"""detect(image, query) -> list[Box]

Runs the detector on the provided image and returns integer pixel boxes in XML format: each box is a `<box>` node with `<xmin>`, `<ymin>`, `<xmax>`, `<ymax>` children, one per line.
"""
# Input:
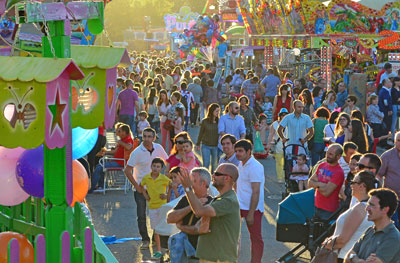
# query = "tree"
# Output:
<box><xmin>104</xmin><ymin>0</ymin><xmax>206</xmax><ymax>42</ymax></box>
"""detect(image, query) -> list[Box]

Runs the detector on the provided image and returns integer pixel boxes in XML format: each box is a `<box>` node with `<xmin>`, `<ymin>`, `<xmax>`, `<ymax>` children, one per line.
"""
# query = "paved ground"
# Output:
<box><xmin>86</xmin><ymin>125</ymin><xmax>314</xmax><ymax>263</ymax></box>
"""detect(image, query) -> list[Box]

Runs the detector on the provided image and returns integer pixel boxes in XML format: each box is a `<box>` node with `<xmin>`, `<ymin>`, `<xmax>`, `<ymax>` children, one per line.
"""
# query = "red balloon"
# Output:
<box><xmin>71</xmin><ymin>160</ymin><xmax>89</xmax><ymax>207</ymax></box>
<box><xmin>0</xmin><ymin>232</ymin><xmax>34</xmax><ymax>263</ymax></box>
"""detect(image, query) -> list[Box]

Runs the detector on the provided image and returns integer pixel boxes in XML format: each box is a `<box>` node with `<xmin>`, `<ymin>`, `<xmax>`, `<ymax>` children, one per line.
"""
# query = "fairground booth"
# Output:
<box><xmin>236</xmin><ymin>0</ymin><xmax>400</xmax><ymax>112</ymax></box>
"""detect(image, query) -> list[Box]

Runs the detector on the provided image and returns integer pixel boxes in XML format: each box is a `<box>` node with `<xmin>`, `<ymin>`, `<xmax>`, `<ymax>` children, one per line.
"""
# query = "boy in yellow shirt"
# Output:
<box><xmin>140</xmin><ymin>157</ymin><xmax>171</xmax><ymax>259</ymax></box>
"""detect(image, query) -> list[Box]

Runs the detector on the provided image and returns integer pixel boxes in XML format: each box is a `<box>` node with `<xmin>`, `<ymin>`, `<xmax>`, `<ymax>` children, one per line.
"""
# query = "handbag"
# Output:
<box><xmin>163</xmin><ymin>119</ymin><xmax>173</xmax><ymax>131</ymax></box>
<box><xmin>310</xmin><ymin>238</ymin><xmax>338</xmax><ymax>263</ymax></box>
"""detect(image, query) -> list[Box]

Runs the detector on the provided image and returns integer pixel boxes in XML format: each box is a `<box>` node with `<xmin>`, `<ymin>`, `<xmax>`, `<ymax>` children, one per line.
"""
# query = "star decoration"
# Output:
<box><xmin>48</xmin><ymin>88</ymin><xmax>66</xmax><ymax>134</ymax></box>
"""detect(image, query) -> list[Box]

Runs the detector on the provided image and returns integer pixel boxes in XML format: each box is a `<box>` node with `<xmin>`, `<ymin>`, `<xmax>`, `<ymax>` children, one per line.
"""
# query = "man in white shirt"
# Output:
<box><xmin>124</xmin><ymin>127</ymin><xmax>168</xmax><ymax>249</ymax></box>
<box><xmin>235</xmin><ymin>139</ymin><xmax>265</xmax><ymax>263</ymax></box>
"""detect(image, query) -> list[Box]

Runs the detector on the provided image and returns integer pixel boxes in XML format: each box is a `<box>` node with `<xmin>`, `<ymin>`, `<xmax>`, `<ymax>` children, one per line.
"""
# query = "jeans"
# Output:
<box><xmin>90</xmin><ymin>161</ymin><xmax>121</xmax><ymax>190</ymax></box>
<box><xmin>201</xmin><ymin>144</ymin><xmax>219</xmax><ymax>173</ymax></box>
<box><xmin>87</xmin><ymin>134</ymin><xmax>106</xmax><ymax>175</ymax></box>
<box><xmin>134</xmin><ymin>191</ymin><xmax>150</xmax><ymax>242</ymax></box>
<box><xmin>315</xmin><ymin>207</ymin><xmax>335</xmax><ymax>221</ymax></box>
<box><xmin>391</xmin><ymin>105</ymin><xmax>400</xmax><ymax>139</ymax></box>
<box><xmin>168</xmin><ymin>232</ymin><xmax>196</xmax><ymax>263</ymax></box>
<box><xmin>190</xmin><ymin>103</ymin><xmax>200</xmax><ymax>125</ymax></box>
<box><xmin>184</xmin><ymin>116</ymin><xmax>190</xmax><ymax>131</ymax></box>
<box><xmin>311</xmin><ymin>142</ymin><xmax>325</xmax><ymax>166</ymax></box>
<box><xmin>240</xmin><ymin>210</ymin><xmax>264</xmax><ymax>263</ymax></box>
<box><xmin>119</xmin><ymin>114</ymin><xmax>136</xmax><ymax>136</ymax></box>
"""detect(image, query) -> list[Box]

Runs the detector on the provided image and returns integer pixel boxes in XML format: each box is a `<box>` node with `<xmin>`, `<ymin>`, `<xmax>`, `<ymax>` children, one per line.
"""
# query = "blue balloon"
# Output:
<box><xmin>72</xmin><ymin>127</ymin><xmax>98</xmax><ymax>160</ymax></box>
<box><xmin>16</xmin><ymin>145</ymin><xmax>44</xmax><ymax>198</ymax></box>
<box><xmin>238</xmin><ymin>15</ymin><xmax>243</xmax><ymax>23</ymax></box>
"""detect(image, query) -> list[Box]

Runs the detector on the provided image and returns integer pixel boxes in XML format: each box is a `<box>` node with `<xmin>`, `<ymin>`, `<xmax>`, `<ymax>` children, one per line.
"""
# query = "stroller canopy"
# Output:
<box><xmin>277</xmin><ymin>189</ymin><xmax>315</xmax><ymax>224</ymax></box>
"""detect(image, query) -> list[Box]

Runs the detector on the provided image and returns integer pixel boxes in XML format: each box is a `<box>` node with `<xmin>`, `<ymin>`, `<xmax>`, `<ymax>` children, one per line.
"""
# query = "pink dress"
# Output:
<box><xmin>179</xmin><ymin>152</ymin><xmax>198</xmax><ymax>171</ymax></box>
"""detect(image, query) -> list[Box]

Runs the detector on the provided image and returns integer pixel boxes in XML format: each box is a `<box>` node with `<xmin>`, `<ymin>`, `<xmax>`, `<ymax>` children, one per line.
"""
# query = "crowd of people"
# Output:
<box><xmin>87</xmin><ymin>50</ymin><xmax>399</xmax><ymax>263</ymax></box>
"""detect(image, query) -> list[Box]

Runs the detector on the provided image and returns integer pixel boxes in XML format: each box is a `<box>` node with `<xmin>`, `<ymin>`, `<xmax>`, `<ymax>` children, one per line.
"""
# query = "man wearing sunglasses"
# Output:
<box><xmin>178</xmin><ymin>164</ymin><xmax>241</xmax><ymax>263</ymax></box>
<box><xmin>377</xmin><ymin>131</ymin><xmax>400</xmax><ymax>229</ymax></box>
<box><xmin>218</xmin><ymin>101</ymin><xmax>246</xmax><ymax>144</ymax></box>
<box><xmin>344</xmin><ymin>153</ymin><xmax>382</xmax><ymax>209</ymax></box>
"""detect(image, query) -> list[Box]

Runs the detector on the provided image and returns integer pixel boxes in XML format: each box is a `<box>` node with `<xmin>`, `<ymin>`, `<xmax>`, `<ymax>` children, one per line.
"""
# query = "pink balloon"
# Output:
<box><xmin>0</xmin><ymin>147</ymin><xmax>30</xmax><ymax>206</ymax></box>
<box><xmin>188</xmin><ymin>20</ymin><xmax>196</xmax><ymax>29</ymax></box>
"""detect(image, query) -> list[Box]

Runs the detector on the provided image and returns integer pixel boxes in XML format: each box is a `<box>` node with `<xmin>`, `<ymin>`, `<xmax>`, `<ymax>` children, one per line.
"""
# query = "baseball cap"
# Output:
<box><xmin>279</xmin><ymin>108</ymin><xmax>289</xmax><ymax>116</ymax></box>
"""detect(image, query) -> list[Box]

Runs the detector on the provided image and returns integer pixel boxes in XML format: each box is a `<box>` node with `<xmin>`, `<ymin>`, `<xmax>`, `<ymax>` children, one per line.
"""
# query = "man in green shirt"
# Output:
<box><xmin>178</xmin><ymin>164</ymin><xmax>241</xmax><ymax>263</ymax></box>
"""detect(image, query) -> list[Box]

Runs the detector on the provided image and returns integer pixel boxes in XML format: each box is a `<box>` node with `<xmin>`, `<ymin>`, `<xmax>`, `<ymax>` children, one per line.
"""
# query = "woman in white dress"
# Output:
<box><xmin>322</xmin><ymin>171</ymin><xmax>377</xmax><ymax>263</ymax></box>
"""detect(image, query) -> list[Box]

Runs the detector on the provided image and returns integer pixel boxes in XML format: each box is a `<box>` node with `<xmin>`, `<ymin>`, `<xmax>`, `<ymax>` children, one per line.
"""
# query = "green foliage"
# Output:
<box><xmin>104</xmin><ymin>0</ymin><xmax>206</xmax><ymax>41</ymax></box>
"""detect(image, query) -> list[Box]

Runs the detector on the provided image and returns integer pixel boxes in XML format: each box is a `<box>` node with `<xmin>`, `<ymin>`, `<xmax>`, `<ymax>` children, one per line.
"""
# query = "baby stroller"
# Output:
<box><xmin>282</xmin><ymin>144</ymin><xmax>310</xmax><ymax>199</ymax></box>
<box><xmin>275</xmin><ymin>189</ymin><xmax>344</xmax><ymax>262</ymax></box>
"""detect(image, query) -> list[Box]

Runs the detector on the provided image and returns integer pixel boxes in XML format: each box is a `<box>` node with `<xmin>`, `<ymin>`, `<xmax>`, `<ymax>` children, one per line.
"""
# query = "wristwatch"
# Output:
<box><xmin>348</xmin><ymin>254</ymin><xmax>356</xmax><ymax>262</ymax></box>
<box><xmin>185</xmin><ymin>187</ymin><xmax>192</xmax><ymax>193</ymax></box>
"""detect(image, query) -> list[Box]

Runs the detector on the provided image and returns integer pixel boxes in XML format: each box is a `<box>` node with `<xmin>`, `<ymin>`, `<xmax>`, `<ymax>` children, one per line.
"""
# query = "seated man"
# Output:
<box><xmin>308</xmin><ymin>144</ymin><xmax>345</xmax><ymax>221</ymax></box>
<box><xmin>344</xmin><ymin>188</ymin><xmax>400</xmax><ymax>263</ymax></box>
<box><xmin>89</xmin><ymin>124</ymin><xmax>133</xmax><ymax>192</ymax></box>
<box><xmin>167</xmin><ymin>167</ymin><xmax>213</xmax><ymax>262</ymax></box>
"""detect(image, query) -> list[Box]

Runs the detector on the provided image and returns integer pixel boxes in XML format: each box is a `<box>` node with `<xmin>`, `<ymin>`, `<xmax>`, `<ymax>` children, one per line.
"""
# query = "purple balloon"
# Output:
<box><xmin>16</xmin><ymin>145</ymin><xmax>44</xmax><ymax>198</ymax></box>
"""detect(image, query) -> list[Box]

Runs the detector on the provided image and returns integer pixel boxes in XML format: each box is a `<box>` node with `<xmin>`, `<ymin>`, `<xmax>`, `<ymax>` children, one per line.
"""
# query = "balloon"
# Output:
<box><xmin>187</xmin><ymin>54</ymin><xmax>195</xmax><ymax>61</ymax></box>
<box><xmin>0</xmin><ymin>232</ymin><xmax>34</xmax><ymax>263</ymax></box>
<box><xmin>72</xmin><ymin>127</ymin><xmax>98</xmax><ymax>160</ymax></box>
<box><xmin>71</xmin><ymin>160</ymin><xmax>89</xmax><ymax>207</ymax></box>
<box><xmin>16</xmin><ymin>146</ymin><xmax>44</xmax><ymax>198</ymax></box>
<box><xmin>0</xmin><ymin>147</ymin><xmax>29</xmax><ymax>206</ymax></box>
<box><xmin>188</xmin><ymin>20</ymin><xmax>196</xmax><ymax>29</ymax></box>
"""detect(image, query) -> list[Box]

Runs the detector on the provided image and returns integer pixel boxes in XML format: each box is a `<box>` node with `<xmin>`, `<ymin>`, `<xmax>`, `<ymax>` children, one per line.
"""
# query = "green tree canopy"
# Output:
<box><xmin>104</xmin><ymin>0</ymin><xmax>206</xmax><ymax>42</ymax></box>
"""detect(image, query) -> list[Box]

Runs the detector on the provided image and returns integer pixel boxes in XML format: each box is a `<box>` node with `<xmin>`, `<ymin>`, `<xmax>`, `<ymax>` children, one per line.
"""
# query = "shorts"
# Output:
<box><xmin>149</xmin><ymin>207</ymin><xmax>163</xmax><ymax>230</ymax></box>
<box><xmin>289</xmin><ymin>175</ymin><xmax>309</xmax><ymax>181</ymax></box>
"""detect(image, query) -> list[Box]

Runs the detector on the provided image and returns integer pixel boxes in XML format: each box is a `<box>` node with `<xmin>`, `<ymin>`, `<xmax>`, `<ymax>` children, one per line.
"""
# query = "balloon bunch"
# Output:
<box><xmin>177</xmin><ymin>14</ymin><xmax>227</xmax><ymax>57</ymax></box>
<box><xmin>0</xmin><ymin>127</ymin><xmax>96</xmax><ymax>207</ymax></box>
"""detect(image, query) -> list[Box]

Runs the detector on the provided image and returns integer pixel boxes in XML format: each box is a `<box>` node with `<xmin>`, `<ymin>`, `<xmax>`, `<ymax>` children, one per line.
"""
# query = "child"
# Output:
<box><xmin>257</xmin><ymin>114</ymin><xmax>269</xmax><ymax>147</ymax></box>
<box><xmin>167</xmin><ymin>166</ymin><xmax>185</xmax><ymax>201</ymax></box>
<box><xmin>139</xmin><ymin>158</ymin><xmax>171</xmax><ymax>259</ymax></box>
<box><xmin>179</xmin><ymin>140</ymin><xmax>198</xmax><ymax>171</ymax></box>
<box><xmin>366</xmin><ymin>94</ymin><xmax>384</xmax><ymax>139</ymax></box>
<box><xmin>262</xmin><ymin>97</ymin><xmax>273</xmax><ymax>124</ymax></box>
<box><xmin>172</xmin><ymin>107</ymin><xmax>184</xmax><ymax>135</ymax></box>
<box><xmin>289</xmin><ymin>154</ymin><xmax>309</xmax><ymax>191</ymax></box>
<box><xmin>137</xmin><ymin>111</ymin><xmax>150</xmax><ymax>141</ymax></box>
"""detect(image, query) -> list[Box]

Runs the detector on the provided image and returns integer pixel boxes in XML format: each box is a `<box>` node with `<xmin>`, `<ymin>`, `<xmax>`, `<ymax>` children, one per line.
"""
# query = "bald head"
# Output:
<box><xmin>219</xmin><ymin>163</ymin><xmax>239</xmax><ymax>182</ymax></box>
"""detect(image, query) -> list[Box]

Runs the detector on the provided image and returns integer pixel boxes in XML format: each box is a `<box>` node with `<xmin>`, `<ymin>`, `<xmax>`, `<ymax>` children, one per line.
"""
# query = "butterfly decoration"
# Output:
<box><xmin>4</xmin><ymin>86</ymin><xmax>37</xmax><ymax>129</ymax></box>
<box><xmin>71</xmin><ymin>72</ymin><xmax>98</xmax><ymax>112</ymax></box>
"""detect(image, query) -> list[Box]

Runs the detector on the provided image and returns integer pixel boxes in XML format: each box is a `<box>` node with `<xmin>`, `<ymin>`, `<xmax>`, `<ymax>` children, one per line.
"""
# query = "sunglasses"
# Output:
<box><xmin>213</xmin><ymin>171</ymin><xmax>230</xmax><ymax>177</ymax></box>
<box><xmin>176</xmin><ymin>140</ymin><xmax>189</xmax><ymax>144</ymax></box>
<box><xmin>350</xmin><ymin>180</ymin><xmax>362</xmax><ymax>185</ymax></box>
<box><xmin>357</xmin><ymin>163</ymin><xmax>374</xmax><ymax>170</ymax></box>
<box><xmin>339</xmin><ymin>118</ymin><xmax>347</xmax><ymax>121</ymax></box>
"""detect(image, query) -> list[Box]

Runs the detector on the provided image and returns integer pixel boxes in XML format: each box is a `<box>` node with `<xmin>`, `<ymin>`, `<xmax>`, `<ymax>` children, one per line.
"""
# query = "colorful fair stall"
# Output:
<box><xmin>0</xmin><ymin>1</ymin><xmax>125</xmax><ymax>262</ymax></box>
<box><xmin>237</xmin><ymin>0</ymin><xmax>400</xmax><ymax>91</ymax></box>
